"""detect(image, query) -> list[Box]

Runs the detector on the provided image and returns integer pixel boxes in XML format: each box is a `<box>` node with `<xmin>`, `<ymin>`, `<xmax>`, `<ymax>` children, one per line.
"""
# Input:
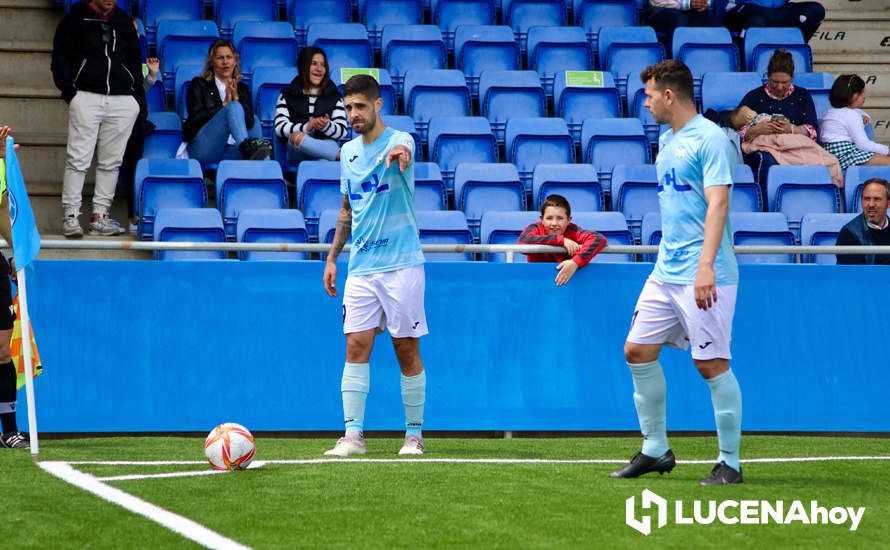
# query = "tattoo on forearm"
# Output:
<box><xmin>328</xmin><ymin>198</ymin><xmax>352</xmax><ymax>260</ymax></box>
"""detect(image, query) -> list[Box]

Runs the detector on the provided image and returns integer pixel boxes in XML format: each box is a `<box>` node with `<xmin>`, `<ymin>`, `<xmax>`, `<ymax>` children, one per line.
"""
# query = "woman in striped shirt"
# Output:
<box><xmin>274</xmin><ymin>47</ymin><xmax>347</xmax><ymax>167</ymax></box>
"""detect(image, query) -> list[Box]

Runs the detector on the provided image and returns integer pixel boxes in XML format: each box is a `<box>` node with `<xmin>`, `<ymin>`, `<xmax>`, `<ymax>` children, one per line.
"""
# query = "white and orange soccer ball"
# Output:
<box><xmin>204</xmin><ymin>423</ymin><xmax>256</xmax><ymax>471</ymax></box>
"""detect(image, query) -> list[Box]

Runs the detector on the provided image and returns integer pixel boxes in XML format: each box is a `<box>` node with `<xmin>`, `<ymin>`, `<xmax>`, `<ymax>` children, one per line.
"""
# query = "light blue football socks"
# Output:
<box><xmin>629</xmin><ymin>360</ymin><xmax>670</xmax><ymax>457</ymax></box>
<box><xmin>706</xmin><ymin>369</ymin><xmax>742</xmax><ymax>471</ymax></box>
<box><xmin>401</xmin><ymin>370</ymin><xmax>426</xmax><ymax>437</ymax></box>
<box><xmin>341</xmin><ymin>362</ymin><xmax>370</xmax><ymax>436</ymax></box>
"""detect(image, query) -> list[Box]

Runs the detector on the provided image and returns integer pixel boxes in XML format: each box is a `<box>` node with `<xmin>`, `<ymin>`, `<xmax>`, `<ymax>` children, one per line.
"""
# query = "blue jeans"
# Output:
<box><xmin>187</xmin><ymin>102</ymin><xmax>263</xmax><ymax>164</ymax></box>
<box><xmin>724</xmin><ymin>2</ymin><xmax>826</xmax><ymax>42</ymax></box>
<box><xmin>286</xmin><ymin>134</ymin><xmax>341</xmax><ymax>166</ymax></box>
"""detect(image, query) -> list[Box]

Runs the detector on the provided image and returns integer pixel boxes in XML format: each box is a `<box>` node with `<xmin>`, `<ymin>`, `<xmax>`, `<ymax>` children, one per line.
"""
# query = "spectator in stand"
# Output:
<box><xmin>184</xmin><ymin>40</ymin><xmax>272</xmax><ymax>165</ymax></box>
<box><xmin>723</xmin><ymin>0</ymin><xmax>825</xmax><ymax>42</ymax></box>
<box><xmin>820</xmin><ymin>74</ymin><xmax>890</xmax><ymax>169</ymax></box>
<box><xmin>836</xmin><ymin>178</ymin><xmax>890</xmax><ymax>265</ymax></box>
<box><xmin>274</xmin><ymin>47</ymin><xmax>347</xmax><ymax>168</ymax></box>
<box><xmin>641</xmin><ymin>0</ymin><xmax>721</xmax><ymax>57</ymax></box>
<box><xmin>51</xmin><ymin>0</ymin><xmax>143</xmax><ymax>238</ymax></box>
<box><xmin>736</xmin><ymin>49</ymin><xmax>819</xmax><ymax>188</ymax></box>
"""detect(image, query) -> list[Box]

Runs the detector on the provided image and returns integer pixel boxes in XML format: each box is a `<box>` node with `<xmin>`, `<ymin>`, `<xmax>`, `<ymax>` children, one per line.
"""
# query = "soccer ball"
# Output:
<box><xmin>204</xmin><ymin>423</ymin><xmax>256</xmax><ymax>471</ymax></box>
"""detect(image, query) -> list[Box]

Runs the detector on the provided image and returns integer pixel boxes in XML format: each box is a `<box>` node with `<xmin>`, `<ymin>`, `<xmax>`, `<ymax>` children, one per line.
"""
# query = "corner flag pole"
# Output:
<box><xmin>17</xmin><ymin>267</ymin><xmax>38</xmax><ymax>456</ymax></box>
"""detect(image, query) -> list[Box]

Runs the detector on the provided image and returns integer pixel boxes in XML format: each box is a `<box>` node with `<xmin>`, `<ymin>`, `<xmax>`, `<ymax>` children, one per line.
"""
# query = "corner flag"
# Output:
<box><xmin>5</xmin><ymin>136</ymin><xmax>41</xmax><ymax>269</ymax></box>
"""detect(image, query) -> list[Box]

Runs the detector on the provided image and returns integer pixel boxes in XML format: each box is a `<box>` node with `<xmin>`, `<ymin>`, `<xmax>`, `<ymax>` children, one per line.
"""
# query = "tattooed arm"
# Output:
<box><xmin>323</xmin><ymin>195</ymin><xmax>352</xmax><ymax>297</ymax></box>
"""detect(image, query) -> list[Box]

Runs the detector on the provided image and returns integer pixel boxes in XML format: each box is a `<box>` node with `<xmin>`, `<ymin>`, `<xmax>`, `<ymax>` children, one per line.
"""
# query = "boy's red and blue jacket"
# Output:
<box><xmin>517</xmin><ymin>221</ymin><xmax>607</xmax><ymax>267</ymax></box>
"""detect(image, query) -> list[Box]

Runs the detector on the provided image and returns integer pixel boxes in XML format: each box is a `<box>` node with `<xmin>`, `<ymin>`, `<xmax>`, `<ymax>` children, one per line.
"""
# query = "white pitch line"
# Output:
<box><xmin>39</xmin><ymin>462</ymin><xmax>250</xmax><ymax>550</ymax></box>
<box><xmin>98</xmin><ymin>469</ymin><xmax>227</xmax><ymax>482</ymax></box>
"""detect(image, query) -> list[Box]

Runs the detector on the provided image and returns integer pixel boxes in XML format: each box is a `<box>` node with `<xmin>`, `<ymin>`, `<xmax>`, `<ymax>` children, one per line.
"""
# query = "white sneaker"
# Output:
<box><xmin>62</xmin><ymin>215</ymin><xmax>83</xmax><ymax>239</ymax></box>
<box><xmin>398</xmin><ymin>435</ymin><xmax>424</xmax><ymax>456</ymax></box>
<box><xmin>324</xmin><ymin>433</ymin><xmax>366</xmax><ymax>457</ymax></box>
<box><xmin>89</xmin><ymin>214</ymin><xmax>126</xmax><ymax>236</ymax></box>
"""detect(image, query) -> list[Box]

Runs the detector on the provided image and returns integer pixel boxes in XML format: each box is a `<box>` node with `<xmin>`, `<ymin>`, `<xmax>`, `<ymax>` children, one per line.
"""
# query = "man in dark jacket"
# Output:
<box><xmin>836</xmin><ymin>178</ymin><xmax>890</xmax><ymax>265</ymax></box>
<box><xmin>51</xmin><ymin>0</ymin><xmax>142</xmax><ymax>238</ymax></box>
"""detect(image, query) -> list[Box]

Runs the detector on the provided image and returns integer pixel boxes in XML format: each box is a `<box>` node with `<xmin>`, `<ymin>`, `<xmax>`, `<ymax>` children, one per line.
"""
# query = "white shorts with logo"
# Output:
<box><xmin>626</xmin><ymin>277</ymin><xmax>737</xmax><ymax>360</ymax></box>
<box><xmin>343</xmin><ymin>264</ymin><xmax>428</xmax><ymax>338</ymax></box>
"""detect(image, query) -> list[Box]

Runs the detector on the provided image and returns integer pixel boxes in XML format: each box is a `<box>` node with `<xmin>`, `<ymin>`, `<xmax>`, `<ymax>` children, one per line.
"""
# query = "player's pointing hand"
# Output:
<box><xmin>385</xmin><ymin>144</ymin><xmax>411</xmax><ymax>173</ymax></box>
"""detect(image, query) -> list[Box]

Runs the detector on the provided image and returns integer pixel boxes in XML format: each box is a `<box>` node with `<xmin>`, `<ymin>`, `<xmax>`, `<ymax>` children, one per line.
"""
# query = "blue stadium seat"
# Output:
<box><xmin>143</xmin><ymin>112</ymin><xmax>184</xmax><ymax>159</ymax></box>
<box><xmin>317</xmin><ymin>208</ymin><xmax>349</xmax><ymax>262</ymax></box>
<box><xmin>454</xmin><ymin>25</ymin><xmax>520</xmax><ymax>100</ymax></box>
<box><xmin>153</xmin><ymin>208</ymin><xmax>227</xmax><ymax>260</ymax></box>
<box><xmin>384</xmin><ymin>115</ymin><xmax>422</xmax><ymax>160</ymax></box>
<box><xmin>382</xmin><ymin>25</ymin><xmax>447</xmax><ymax>97</ymax></box>
<box><xmin>416</xmin><ymin>210</ymin><xmax>475</xmax><ymax>261</ymax></box>
<box><xmin>236</xmin><ymin>209</ymin><xmax>310</xmax><ymax>260</ymax></box>
<box><xmin>432</xmin><ymin>0</ymin><xmax>496</xmax><ymax>53</ymax></box>
<box><xmin>146</xmin><ymin>80</ymin><xmax>166</xmax><ymax>113</ymax></box>
<box><xmin>296</xmin><ymin>160</ymin><xmax>341</xmax><ymax>240</ymax></box>
<box><xmin>792</xmin><ymin>72</ymin><xmax>834</xmax><ymax>120</ymax></box>
<box><xmin>731</xmin><ymin>212</ymin><xmax>796</xmax><ymax>264</ymax></box>
<box><xmin>402</xmin><ymin>70</ymin><xmax>470</xmax><ymax>142</ymax></box>
<box><xmin>597</xmin><ymin>26</ymin><xmax>664</xmax><ymax>97</ymax></box>
<box><xmin>306</xmin><ymin>24</ymin><xmax>373</xmax><ymax>78</ymax></box>
<box><xmin>251</xmin><ymin>66</ymin><xmax>299</xmax><ymax>134</ymax></box>
<box><xmin>844</xmin><ymin>166</ymin><xmax>890</xmax><ymax>214</ymax></box>
<box><xmin>135</xmin><ymin>159</ymin><xmax>206</xmax><ymax>240</ymax></box>
<box><xmin>731</xmin><ymin>164</ymin><xmax>762</xmax><ymax>213</ymax></box>
<box><xmin>581</xmin><ymin>117</ymin><xmax>649</xmax><ymax>191</ymax></box>
<box><xmin>571</xmin><ymin>211</ymin><xmax>634</xmax><ymax>262</ymax></box>
<box><xmin>744</xmin><ymin>27</ymin><xmax>812</xmax><ymax>73</ymax></box>
<box><xmin>766</xmin><ymin>165</ymin><xmax>841</xmax><ymax>239</ymax></box>
<box><xmin>174</xmin><ymin>64</ymin><xmax>204</xmax><ymax>119</ymax></box>
<box><xmin>234</xmin><ymin>22</ymin><xmax>298</xmax><ymax>83</ymax></box>
<box><xmin>480</xmin><ymin>210</ymin><xmax>539</xmax><ymax>262</ymax></box>
<box><xmin>336</xmin><ymin>69</ymin><xmax>396</xmax><ymax>116</ymax></box>
<box><xmin>217</xmin><ymin>0</ymin><xmax>277</xmax><ymax>40</ymax></box>
<box><xmin>700</xmin><ymin>72</ymin><xmax>763</xmax><ymax>113</ymax></box>
<box><xmin>553</xmin><ymin>70</ymin><xmax>621</xmax><ymax>145</ymax></box>
<box><xmin>502</xmin><ymin>0</ymin><xmax>567</xmax><ymax>54</ymax></box>
<box><xmin>532</xmin><ymin>163</ymin><xmax>603</xmax><ymax>212</ymax></box>
<box><xmin>453</xmin><ymin>163</ymin><xmax>525</xmax><ymax>238</ymax></box>
<box><xmin>158</xmin><ymin>21</ymin><xmax>220</xmax><ymax>93</ymax></box>
<box><xmin>526</xmin><ymin>26</ymin><xmax>592</xmax><ymax>99</ymax></box>
<box><xmin>574</xmin><ymin>0</ymin><xmax>637</xmax><ymax>55</ymax></box>
<box><xmin>428</xmin><ymin>116</ymin><xmax>497</xmax><ymax>195</ymax></box>
<box><xmin>478</xmin><ymin>70</ymin><xmax>545</xmax><ymax>144</ymax></box>
<box><xmin>216</xmin><ymin>160</ymin><xmax>289</xmax><ymax>238</ymax></box>
<box><xmin>291</xmin><ymin>0</ymin><xmax>351</xmax><ymax>47</ymax></box>
<box><xmin>143</xmin><ymin>0</ymin><xmax>203</xmax><ymax>48</ymax></box>
<box><xmin>414</xmin><ymin>162</ymin><xmax>448</xmax><ymax>210</ymax></box>
<box><xmin>364</xmin><ymin>0</ymin><xmax>424</xmax><ymax>53</ymax></box>
<box><xmin>640</xmin><ymin>211</ymin><xmax>660</xmax><ymax>262</ymax></box>
<box><xmin>673</xmin><ymin>27</ymin><xmax>739</xmax><ymax>99</ymax></box>
<box><xmin>505</xmin><ymin>117</ymin><xmax>574</xmax><ymax>193</ymax></box>
<box><xmin>610</xmin><ymin>164</ymin><xmax>657</xmax><ymax>242</ymax></box>
<box><xmin>799</xmin><ymin>213</ymin><xmax>857</xmax><ymax>264</ymax></box>
<box><xmin>625</xmin><ymin>78</ymin><xmax>658</xmax><ymax>150</ymax></box>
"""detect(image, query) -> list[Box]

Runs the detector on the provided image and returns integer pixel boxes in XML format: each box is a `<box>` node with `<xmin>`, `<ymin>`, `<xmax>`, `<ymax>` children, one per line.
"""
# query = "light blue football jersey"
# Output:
<box><xmin>652</xmin><ymin>115</ymin><xmax>738</xmax><ymax>285</ymax></box>
<box><xmin>339</xmin><ymin>126</ymin><xmax>424</xmax><ymax>276</ymax></box>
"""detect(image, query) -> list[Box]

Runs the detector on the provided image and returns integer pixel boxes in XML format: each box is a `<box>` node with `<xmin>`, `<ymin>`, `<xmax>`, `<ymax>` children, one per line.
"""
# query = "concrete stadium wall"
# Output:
<box><xmin>18</xmin><ymin>260</ymin><xmax>890</xmax><ymax>433</ymax></box>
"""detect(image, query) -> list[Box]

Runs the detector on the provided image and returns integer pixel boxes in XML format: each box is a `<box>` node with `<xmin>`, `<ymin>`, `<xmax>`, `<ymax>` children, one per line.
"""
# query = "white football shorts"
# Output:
<box><xmin>343</xmin><ymin>264</ymin><xmax>428</xmax><ymax>338</ymax></box>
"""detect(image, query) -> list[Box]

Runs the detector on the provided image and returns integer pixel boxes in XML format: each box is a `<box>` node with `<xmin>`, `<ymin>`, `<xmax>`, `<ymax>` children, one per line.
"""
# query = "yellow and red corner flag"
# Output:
<box><xmin>11</xmin><ymin>295</ymin><xmax>41</xmax><ymax>390</ymax></box>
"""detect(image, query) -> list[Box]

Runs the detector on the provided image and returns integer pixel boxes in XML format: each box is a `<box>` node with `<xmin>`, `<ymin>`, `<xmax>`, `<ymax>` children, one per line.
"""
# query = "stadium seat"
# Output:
<box><xmin>597</xmin><ymin>26</ymin><xmax>664</xmax><ymax>97</ymax></box>
<box><xmin>730</xmin><ymin>164</ymin><xmax>761</xmax><ymax>213</ymax></box>
<box><xmin>479</xmin><ymin>210</ymin><xmax>539</xmax><ymax>262</ymax></box>
<box><xmin>581</xmin><ymin>118</ymin><xmax>649</xmax><ymax>191</ymax></box>
<box><xmin>428</xmin><ymin>116</ymin><xmax>497</xmax><ymax>194</ymax></box>
<box><xmin>571</xmin><ymin>211</ymin><xmax>634</xmax><ymax>262</ymax></box>
<box><xmin>402</xmin><ymin>70</ymin><xmax>470</xmax><ymax>142</ymax></box>
<box><xmin>236</xmin><ymin>209</ymin><xmax>310</xmax><ymax>260</ymax></box>
<box><xmin>700</xmin><ymin>72</ymin><xmax>763</xmax><ymax>114</ymax></box>
<box><xmin>217</xmin><ymin>0</ymin><xmax>277</xmax><ymax>40</ymax></box>
<box><xmin>233</xmin><ymin>22</ymin><xmax>298</xmax><ymax>83</ymax></box>
<box><xmin>453</xmin><ymin>163</ymin><xmax>525</xmax><ymax>238</ymax></box>
<box><xmin>174</xmin><ymin>64</ymin><xmax>204</xmax><ymax>119</ymax></box>
<box><xmin>610</xmin><ymin>164</ymin><xmax>658</xmax><ymax>242</ymax></box>
<box><xmin>844</xmin><ymin>166</ymin><xmax>890</xmax><ymax>214</ymax></box>
<box><xmin>532</xmin><ymin>163</ymin><xmax>603</xmax><ymax>212</ymax></box>
<box><xmin>672</xmin><ymin>27</ymin><xmax>739</xmax><ymax>99</ymax></box>
<box><xmin>640</xmin><ymin>211</ymin><xmax>660</xmax><ymax>262</ymax></box>
<box><xmin>135</xmin><ymin>159</ymin><xmax>206</xmax><ymax>240</ymax></box>
<box><xmin>478</xmin><ymin>70</ymin><xmax>546</xmax><ymax>144</ymax></box>
<box><xmin>502</xmin><ymin>0</ymin><xmax>567</xmax><ymax>54</ymax></box>
<box><xmin>384</xmin><ymin>116</ymin><xmax>422</xmax><ymax>160</ymax></box>
<box><xmin>382</xmin><ymin>25</ymin><xmax>447</xmax><ymax>96</ymax></box>
<box><xmin>766</xmin><ymin>165</ymin><xmax>841</xmax><ymax>239</ymax></box>
<box><xmin>731</xmin><ymin>212</ymin><xmax>796</xmax><ymax>264</ymax></box>
<box><xmin>799</xmin><ymin>213</ymin><xmax>857</xmax><ymax>264</ymax></box>
<box><xmin>454</xmin><ymin>25</ymin><xmax>520</xmax><ymax>99</ymax></box>
<box><xmin>553</xmin><ymin>71</ymin><xmax>621</xmax><ymax>145</ymax></box>
<box><xmin>153</xmin><ymin>208</ymin><xmax>227</xmax><ymax>260</ymax></box>
<box><xmin>792</xmin><ymin>72</ymin><xmax>834</xmax><ymax>120</ymax></box>
<box><xmin>143</xmin><ymin>0</ymin><xmax>203</xmax><ymax>47</ymax></box>
<box><xmin>432</xmin><ymin>0</ymin><xmax>496</xmax><ymax>53</ymax></box>
<box><xmin>291</xmin><ymin>0</ymin><xmax>350</xmax><ymax>46</ymax></box>
<box><xmin>143</xmin><ymin>112</ymin><xmax>184</xmax><ymax>160</ymax></box>
<box><xmin>744</xmin><ymin>27</ymin><xmax>812</xmax><ymax>73</ymax></box>
<box><xmin>505</xmin><ymin>117</ymin><xmax>575</xmax><ymax>193</ymax></box>
<box><xmin>146</xmin><ymin>80</ymin><xmax>166</xmax><ymax>113</ymax></box>
<box><xmin>252</xmin><ymin>66</ymin><xmax>299</xmax><ymax>133</ymax></box>
<box><xmin>526</xmin><ymin>26</ymin><xmax>592</xmax><ymax>99</ymax></box>
<box><xmin>306</xmin><ymin>24</ymin><xmax>373</xmax><ymax>78</ymax></box>
<box><xmin>216</xmin><ymin>160</ymin><xmax>289</xmax><ymax>238</ymax></box>
<box><xmin>317</xmin><ymin>208</ymin><xmax>349</xmax><ymax>262</ymax></box>
<box><xmin>625</xmin><ymin>78</ymin><xmax>658</xmax><ymax>150</ymax></box>
<box><xmin>158</xmin><ymin>20</ymin><xmax>220</xmax><ymax>93</ymax></box>
<box><xmin>296</xmin><ymin>160</ymin><xmax>341</xmax><ymax>240</ymax></box>
<box><xmin>416</xmin><ymin>210</ymin><xmax>475</xmax><ymax>261</ymax></box>
<box><xmin>574</xmin><ymin>0</ymin><xmax>637</xmax><ymax>56</ymax></box>
<box><xmin>414</xmin><ymin>162</ymin><xmax>448</xmax><ymax>210</ymax></box>
<box><xmin>336</xmin><ymin>68</ymin><xmax>396</xmax><ymax>116</ymax></box>
<box><xmin>364</xmin><ymin>0</ymin><xmax>424</xmax><ymax>53</ymax></box>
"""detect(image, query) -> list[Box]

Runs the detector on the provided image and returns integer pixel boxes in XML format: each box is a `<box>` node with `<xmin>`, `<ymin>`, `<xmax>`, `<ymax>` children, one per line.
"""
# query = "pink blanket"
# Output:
<box><xmin>741</xmin><ymin>134</ymin><xmax>843</xmax><ymax>187</ymax></box>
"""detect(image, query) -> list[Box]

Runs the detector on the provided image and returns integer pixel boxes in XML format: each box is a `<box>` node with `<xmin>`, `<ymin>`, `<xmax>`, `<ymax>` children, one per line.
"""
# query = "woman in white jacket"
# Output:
<box><xmin>821</xmin><ymin>74</ymin><xmax>890</xmax><ymax>168</ymax></box>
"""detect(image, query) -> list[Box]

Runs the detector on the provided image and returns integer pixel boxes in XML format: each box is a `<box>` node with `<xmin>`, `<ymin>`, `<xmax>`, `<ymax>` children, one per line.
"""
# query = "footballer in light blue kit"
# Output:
<box><xmin>322</xmin><ymin>74</ymin><xmax>428</xmax><ymax>458</ymax></box>
<box><xmin>613</xmin><ymin>60</ymin><xmax>744</xmax><ymax>486</ymax></box>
